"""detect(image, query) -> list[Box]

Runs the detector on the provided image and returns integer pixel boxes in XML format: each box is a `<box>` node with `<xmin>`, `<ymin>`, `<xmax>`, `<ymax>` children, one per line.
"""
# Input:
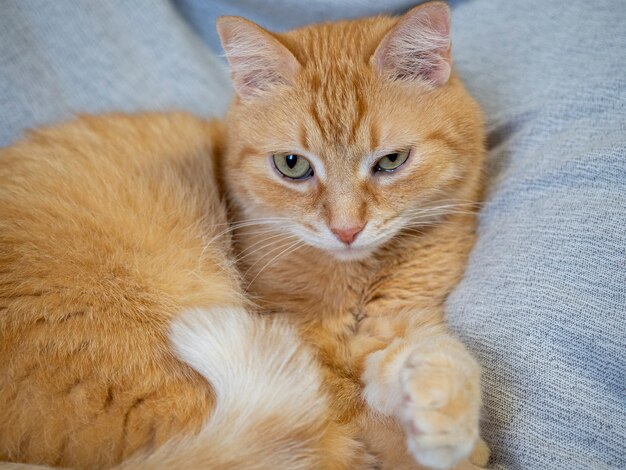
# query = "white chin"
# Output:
<box><xmin>327</xmin><ymin>245</ymin><xmax>375</xmax><ymax>261</ymax></box>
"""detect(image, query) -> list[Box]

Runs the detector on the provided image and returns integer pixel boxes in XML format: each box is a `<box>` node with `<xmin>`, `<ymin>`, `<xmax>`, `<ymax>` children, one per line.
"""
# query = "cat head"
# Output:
<box><xmin>219</xmin><ymin>1</ymin><xmax>484</xmax><ymax>261</ymax></box>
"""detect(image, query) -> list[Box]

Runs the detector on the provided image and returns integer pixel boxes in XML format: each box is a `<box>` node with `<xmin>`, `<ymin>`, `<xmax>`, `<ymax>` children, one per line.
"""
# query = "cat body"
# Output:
<box><xmin>0</xmin><ymin>2</ymin><xmax>488</xmax><ymax>469</ymax></box>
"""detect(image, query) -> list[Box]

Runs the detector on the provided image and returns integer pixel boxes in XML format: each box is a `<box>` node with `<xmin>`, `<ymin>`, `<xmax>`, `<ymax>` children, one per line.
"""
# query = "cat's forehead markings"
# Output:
<box><xmin>298</xmin><ymin>123</ymin><xmax>310</xmax><ymax>151</ymax></box>
<box><xmin>370</xmin><ymin>121</ymin><xmax>380</xmax><ymax>150</ymax></box>
<box><xmin>348</xmin><ymin>90</ymin><xmax>367</xmax><ymax>147</ymax></box>
<box><xmin>237</xmin><ymin>146</ymin><xmax>257</xmax><ymax>163</ymax></box>
<box><xmin>425</xmin><ymin>128</ymin><xmax>460</xmax><ymax>155</ymax></box>
<box><xmin>305</xmin><ymin>70</ymin><xmax>369</xmax><ymax>150</ymax></box>
<box><xmin>308</xmin><ymin>99</ymin><xmax>326</xmax><ymax>142</ymax></box>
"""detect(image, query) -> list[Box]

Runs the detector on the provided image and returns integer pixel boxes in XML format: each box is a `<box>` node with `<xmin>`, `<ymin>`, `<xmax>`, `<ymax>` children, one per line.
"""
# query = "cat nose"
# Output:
<box><xmin>331</xmin><ymin>224</ymin><xmax>365</xmax><ymax>245</ymax></box>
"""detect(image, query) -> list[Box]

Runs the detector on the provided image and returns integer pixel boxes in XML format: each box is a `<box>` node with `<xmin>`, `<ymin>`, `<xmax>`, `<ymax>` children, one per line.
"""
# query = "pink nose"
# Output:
<box><xmin>331</xmin><ymin>224</ymin><xmax>365</xmax><ymax>245</ymax></box>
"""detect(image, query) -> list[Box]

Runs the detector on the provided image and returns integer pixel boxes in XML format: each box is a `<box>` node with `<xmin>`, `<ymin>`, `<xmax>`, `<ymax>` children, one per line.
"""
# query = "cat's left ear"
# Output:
<box><xmin>217</xmin><ymin>16</ymin><xmax>301</xmax><ymax>100</ymax></box>
<box><xmin>372</xmin><ymin>1</ymin><xmax>452</xmax><ymax>86</ymax></box>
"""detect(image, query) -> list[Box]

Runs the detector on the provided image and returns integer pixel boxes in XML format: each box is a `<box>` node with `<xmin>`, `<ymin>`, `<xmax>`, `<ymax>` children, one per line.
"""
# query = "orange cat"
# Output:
<box><xmin>0</xmin><ymin>2</ymin><xmax>488</xmax><ymax>469</ymax></box>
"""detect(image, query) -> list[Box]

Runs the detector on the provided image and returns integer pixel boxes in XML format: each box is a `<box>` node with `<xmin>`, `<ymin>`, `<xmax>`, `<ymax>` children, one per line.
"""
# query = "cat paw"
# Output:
<box><xmin>399</xmin><ymin>348</ymin><xmax>481</xmax><ymax>470</ymax></box>
<box><xmin>468</xmin><ymin>438</ymin><xmax>490</xmax><ymax>468</ymax></box>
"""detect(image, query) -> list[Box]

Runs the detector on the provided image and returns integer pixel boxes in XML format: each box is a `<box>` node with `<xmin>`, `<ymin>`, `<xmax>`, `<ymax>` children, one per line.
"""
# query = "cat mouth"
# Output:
<box><xmin>326</xmin><ymin>244</ymin><xmax>376</xmax><ymax>261</ymax></box>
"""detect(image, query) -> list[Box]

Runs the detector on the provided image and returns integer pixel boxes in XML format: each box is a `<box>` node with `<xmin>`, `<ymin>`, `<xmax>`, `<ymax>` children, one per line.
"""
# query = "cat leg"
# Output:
<box><xmin>362</xmin><ymin>323</ymin><xmax>483</xmax><ymax>470</ymax></box>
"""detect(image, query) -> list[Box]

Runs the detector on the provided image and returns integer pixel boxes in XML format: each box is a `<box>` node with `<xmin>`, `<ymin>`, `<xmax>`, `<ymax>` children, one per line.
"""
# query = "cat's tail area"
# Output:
<box><xmin>120</xmin><ymin>307</ymin><xmax>366</xmax><ymax>470</ymax></box>
<box><xmin>0</xmin><ymin>308</ymin><xmax>365</xmax><ymax>470</ymax></box>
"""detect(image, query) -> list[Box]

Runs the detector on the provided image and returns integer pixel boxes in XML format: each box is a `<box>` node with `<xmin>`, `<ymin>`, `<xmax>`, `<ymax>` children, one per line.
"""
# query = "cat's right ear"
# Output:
<box><xmin>217</xmin><ymin>17</ymin><xmax>301</xmax><ymax>101</ymax></box>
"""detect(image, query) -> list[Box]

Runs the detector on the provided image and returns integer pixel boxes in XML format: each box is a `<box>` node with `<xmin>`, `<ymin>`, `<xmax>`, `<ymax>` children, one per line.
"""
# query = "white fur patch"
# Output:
<box><xmin>170</xmin><ymin>306</ymin><xmax>323</xmax><ymax>418</ymax></box>
<box><xmin>119</xmin><ymin>308</ymin><xmax>330</xmax><ymax>469</ymax></box>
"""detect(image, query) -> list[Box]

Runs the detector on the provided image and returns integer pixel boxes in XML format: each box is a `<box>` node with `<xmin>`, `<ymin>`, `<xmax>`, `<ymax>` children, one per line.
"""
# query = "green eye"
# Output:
<box><xmin>374</xmin><ymin>150</ymin><xmax>410</xmax><ymax>173</ymax></box>
<box><xmin>272</xmin><ymin>153</ymin><xmax>314</xmax><ymax>180</ymax></box>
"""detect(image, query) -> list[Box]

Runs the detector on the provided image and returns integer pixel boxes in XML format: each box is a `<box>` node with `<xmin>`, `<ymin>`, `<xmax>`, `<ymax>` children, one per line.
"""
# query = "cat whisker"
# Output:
<box><xmin>401</xmin><ymin>227</ymin><xmax>430</xmax><ymax>237</ymax></box>
<box><xmin>418</xmin><ymin>200</ymin><xmax>483</xmax><ymax>206</ymax></box>
<box><xmin>401</xmin><ymin>204</ymin><xmax>482</xmax><ymax>223</ymax></box>
<box><xmin>405</xmin><ymin>210</ymin><xmax>479</xmax><ymax>221</ymax></box>
<box><xmin>196</xmin><ymin>221</ymin><xmax>285</xmax><ymax>271</ymax></box>
<box><xmin>234</xmin><ymin>233</ymin><xmax>300</xmax><ymax>263</ymax></box>
<box><xmin>242</xmin><ymin>239</ymin><xmax>300</xmax><ymax>278</ymax></box>
<box><xmin>403</xmin><ymin>202</ymin><xmax>483</xmax><ymax>216</ymax></box>
<box><xmin>421</xmin><ymin>198</ymin><xmax>484</xmax><ymax>206</ymax></box>
<box><xmin>245</xmin><ymin>240</ymin><xmax>305</xmax><ymax>290</ymax></box>
<box><xmin>232</xmin><ymin>226</ymin><xmax>289</xmax><ymax>238</ymax></box>
<box><xmin>226</xmin><ymin>221</ymin><xmax>286</xmax><ymax>232</ymax></box>
<box><xmin>211</xmin><ymin>216</ymin><xmax>291</xmax><ymax>227</ymax></box>
<box><xmin>229</xmin><ymin>217</ymin><xmax>290</xmax><ymax>227</ymax></box>
<box><xmin>403</xmin><ymin>217</ymin><xmax>463</xmax><ymax>227</ymax></box>
<box><xmin>205</xmin><ymin>219</ymin><xmax>287</xmax><ymax>248</ymax></box>
<box><xmin>199</xmin><ymin>221</ymin><xmax>293</xmax><ymax>273</ymax></box>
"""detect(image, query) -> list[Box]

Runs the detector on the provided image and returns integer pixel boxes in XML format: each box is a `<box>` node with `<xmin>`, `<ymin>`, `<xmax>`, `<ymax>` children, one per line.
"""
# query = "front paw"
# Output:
<box><xmin>399</xmin><ymin>348</ymin><xmax>482</xmax><ymax>470</ymax></box>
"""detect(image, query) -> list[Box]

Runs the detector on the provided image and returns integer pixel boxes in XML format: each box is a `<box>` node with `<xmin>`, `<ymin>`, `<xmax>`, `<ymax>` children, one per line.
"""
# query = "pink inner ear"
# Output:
<box><xmin>217</xmin><ymin>17</ymin><xmax>301</xmax><ymax>100</ymax></box>
<box><xmin>374</xmin><ymin>2</ymin><xmax>452</xmax><ymax>86</ymax></box>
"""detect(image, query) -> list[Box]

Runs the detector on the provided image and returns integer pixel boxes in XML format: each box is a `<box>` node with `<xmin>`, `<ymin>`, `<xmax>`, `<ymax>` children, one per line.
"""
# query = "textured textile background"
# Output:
<box><xmin>0</xmin><ymin>0</ymin><xmax>232</xmax><ymax>146</ymax></box>
<box><xmin>446</xmin><ymin>2</ymin><xmax>626</xmax><ymax>468</ymax></box>
<box><xmin>1</xmin><ymin>0</ymin><xmax>624</xmax><ymax>468</ymax></box>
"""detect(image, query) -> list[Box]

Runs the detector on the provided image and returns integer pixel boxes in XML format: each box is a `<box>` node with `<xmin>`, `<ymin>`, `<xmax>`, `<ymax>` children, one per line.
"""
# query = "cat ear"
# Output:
<box><xmin>372</xmin><ymin>2</ymin><xmax>452</xmax><ymax>86</ymax></box>
<box><xmin>216</xmin><ymin>16</ymin><xmax>301</xmax><ymax>100</ymax></box>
